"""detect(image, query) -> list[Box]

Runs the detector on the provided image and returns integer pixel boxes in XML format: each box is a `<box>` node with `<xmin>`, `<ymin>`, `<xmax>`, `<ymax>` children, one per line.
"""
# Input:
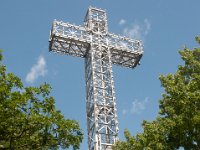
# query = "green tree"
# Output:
<box><xmin>113</xmin><ymin>37</ymin><xmax>200</xmax><ymax>150</ymax></box>
<box><xmin>0</xmin><ymin>50</ymin><xmax>83</xmax><ymax>149</ymax></box>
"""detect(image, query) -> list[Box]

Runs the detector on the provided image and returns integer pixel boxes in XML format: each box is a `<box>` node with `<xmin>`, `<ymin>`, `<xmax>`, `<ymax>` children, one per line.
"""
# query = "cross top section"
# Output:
<box><xmin>84</xmin><ymin>7</ymin><xmax>108</xmax><ymax>34</ymax></box>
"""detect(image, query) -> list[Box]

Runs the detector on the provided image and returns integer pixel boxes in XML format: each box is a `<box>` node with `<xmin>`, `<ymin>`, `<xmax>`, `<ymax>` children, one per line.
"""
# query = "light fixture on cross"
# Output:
<box><xmin>49</xmin><ymin>6</ymin><xmax>143</xmax><ymax>150</ymax></box>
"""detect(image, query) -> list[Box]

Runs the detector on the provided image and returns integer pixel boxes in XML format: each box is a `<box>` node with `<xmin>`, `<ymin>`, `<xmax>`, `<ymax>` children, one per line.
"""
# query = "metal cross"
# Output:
<box><xmin>49</xmin><ymin>6</ymin><xmax>143</xmax><ymax>150</ymax></box>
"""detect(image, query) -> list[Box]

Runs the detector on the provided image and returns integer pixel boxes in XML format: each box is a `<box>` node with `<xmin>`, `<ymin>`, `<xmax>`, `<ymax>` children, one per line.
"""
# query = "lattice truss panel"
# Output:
<box><xmin>85</xmin><ymin>43</ymin><xmax>118</xmax><ymax>150</ymax></box>
<box><xmin>49</xmin><ymin>6</ymin><xmax>144</xmax><ymax>150</ymax></box>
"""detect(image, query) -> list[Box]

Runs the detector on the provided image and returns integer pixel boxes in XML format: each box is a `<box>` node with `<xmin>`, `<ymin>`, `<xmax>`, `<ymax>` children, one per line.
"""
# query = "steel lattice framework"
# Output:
<box><xmin>49</xmin><ymin>7</ymin><xmax>143</xmax><ymax>150</ymax></box>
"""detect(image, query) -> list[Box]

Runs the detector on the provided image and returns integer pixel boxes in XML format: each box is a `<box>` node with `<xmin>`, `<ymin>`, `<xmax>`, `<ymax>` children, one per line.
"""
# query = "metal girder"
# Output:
<box><xmin>49</xmin><ymin>12</ymin><xmax>143</xmax><ymax>68</ymax></box>
<box><xmin>85</xmin><ymin>43</ymin><xmax>118</xmax><ymax>150</ymax></box>
<box><xmin>49</xmin><ymin>6</ymin><xmax>143</xmax><ymax>150</ymax></box>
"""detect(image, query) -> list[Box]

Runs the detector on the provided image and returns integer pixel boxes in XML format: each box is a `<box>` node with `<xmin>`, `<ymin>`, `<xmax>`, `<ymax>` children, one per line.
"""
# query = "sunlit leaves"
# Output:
<box><xmin>0</xmin><ymin>51</ymin><xmax>83</xmax><ymax>149</ymax></box>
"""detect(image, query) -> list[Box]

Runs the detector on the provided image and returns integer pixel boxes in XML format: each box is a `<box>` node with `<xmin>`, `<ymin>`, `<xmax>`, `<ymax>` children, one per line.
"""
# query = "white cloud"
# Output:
<box><xmin>122</xmin><ymin>97</ymin><xmax>149</xmax><ymax>115</ymax></box>
<box><xmin>122</xmin><ymin>109</ymin><xmax>128</xmax><ymax>115</ymax></box>
<box><xmin>123</xmin><ymin>24</ymin><xmax>142</xmax><ymax>39</ymax></box>
<box><xmin>26</xmin><ymin>55</ymin><xmax>47</xmax><ymax>83</ymax></box>
<box><xmin>119</xmin><ymin>19</ymin><xmax>126</xmax><ymax>25</ymax></box>
<box><xmin>131</xmin><ymin>97</ymin><xmax>149</xmax><ymax>114</ymax></box>
<box><xmin>123</xmin><ymin>19</ymin><xmax>151</xmax><ymax>40</ymax></box>
<box><xmin>144</xmin><ymin>19</ymin><xmax>151</xmax><ymax>35</ymax></box>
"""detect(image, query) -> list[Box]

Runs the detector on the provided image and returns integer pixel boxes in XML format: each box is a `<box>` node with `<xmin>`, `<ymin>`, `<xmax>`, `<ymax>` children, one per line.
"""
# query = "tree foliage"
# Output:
<box><xmin>113</xmin><ymin>37</ymin><xmax>200</xmax><ymax>150</ymax></box>
<box><xmin>0</xmin><ymin>50</ymin><xmax>83</xmax><ymax>149</ymax></box>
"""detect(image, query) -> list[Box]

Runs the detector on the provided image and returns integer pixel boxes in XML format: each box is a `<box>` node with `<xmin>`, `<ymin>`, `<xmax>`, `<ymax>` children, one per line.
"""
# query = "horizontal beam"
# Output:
<box><xmin>49</xmin><ymin>20</ymin><xmax>91</xmax><ymax>43</ymax></box>
<box><xmin>49</xmin><ymin>35</ymin><xmax>89</xmax><ymax>58</ymax></box>
<box><xmin>49</xmin><ymin>20</ymin><xmax>143</xmax><ymax>68</ymax></box>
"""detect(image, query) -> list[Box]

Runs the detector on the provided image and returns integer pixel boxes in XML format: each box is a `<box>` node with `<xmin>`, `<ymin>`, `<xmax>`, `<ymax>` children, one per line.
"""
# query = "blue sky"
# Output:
<box><xmin>0</xmin><ymin>0</ymin><xmax>200</xmax><ymax>149</ymax></box>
